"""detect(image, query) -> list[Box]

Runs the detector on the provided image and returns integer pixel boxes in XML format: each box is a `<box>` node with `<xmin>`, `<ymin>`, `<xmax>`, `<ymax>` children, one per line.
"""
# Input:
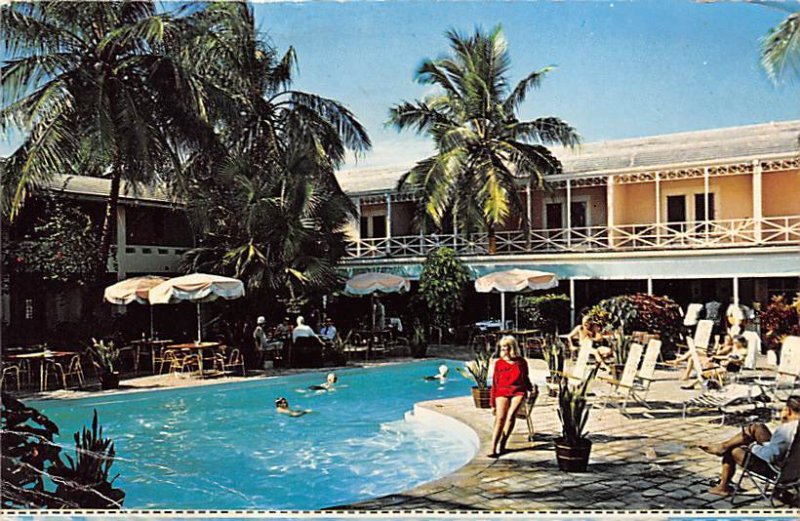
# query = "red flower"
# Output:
<box><xmin>16</xmin><ymin>257</ymin><xmax>24</xmax><ymax>263</ymax></box>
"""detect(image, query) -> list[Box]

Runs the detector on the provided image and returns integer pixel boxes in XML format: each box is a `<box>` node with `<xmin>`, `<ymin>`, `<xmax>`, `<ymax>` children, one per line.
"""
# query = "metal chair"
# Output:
<box><xmin>215</xmin><ymin>348</ymin><xmax>245</xmax><ymax>376</ymax></box>
<box><xmin>731</xmin><ymin>422</ymin><xmax>800</xmax><ymax>506</ymax></box>
<box><xmin>43</xmin><ymin>355</ymin><xmax>84</xmax><ymax>390</ymax></box>
<box><xmin>1</xmin><ymin>363</ymin><xmax>22</xmax><ymax>391</ymax></box>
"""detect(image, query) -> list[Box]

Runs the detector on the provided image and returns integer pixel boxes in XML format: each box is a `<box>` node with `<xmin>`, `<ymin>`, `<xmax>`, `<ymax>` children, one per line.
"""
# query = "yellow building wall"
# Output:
<box><xmin>763</xmin><ymin>169</ymin><xmax>800</xmax><ymax>217</ymax></box>
<box><xmin>614</xmin><ymin>183</ymin><xmax>656</xmax><ymax>225</ymax></box>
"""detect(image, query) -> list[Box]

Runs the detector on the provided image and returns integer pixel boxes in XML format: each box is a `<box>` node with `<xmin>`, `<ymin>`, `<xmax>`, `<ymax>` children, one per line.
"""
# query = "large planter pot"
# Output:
<box><xmin>471</xmin><ymin>386</ymin><xmax>491</xmax><ymax>409</ymax></box>
<box><xmin>99</xmin><ymin>372</ymin><xmax>120</xmax><ymax>390</ymax></box>
<box><xmin>554</xmin><ymin>437</ymin><xmax>592</xmax><ymax>472</ymax></box>
<box><xmin>546</xmin><ymin>376</ymin><xmax>559</xmax><ymax>397</ymax></box>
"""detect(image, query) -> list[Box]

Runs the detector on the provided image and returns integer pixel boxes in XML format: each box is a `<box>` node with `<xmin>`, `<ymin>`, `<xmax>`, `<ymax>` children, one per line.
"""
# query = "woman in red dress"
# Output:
<box><xmin>489</xmin><ymin>335</ymin><xmax>533</xmax><ymax>457</ymax></box>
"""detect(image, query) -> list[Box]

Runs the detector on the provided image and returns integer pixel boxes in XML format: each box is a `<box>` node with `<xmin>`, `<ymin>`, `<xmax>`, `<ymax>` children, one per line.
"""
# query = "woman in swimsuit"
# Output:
<box><xmin>489</xmin><ymin>336</ymin><xmax>533</xmax><ymax>458</ymax></box>
<box><xmin>308</xmin><ymin>372</ymin><xmax>337</xmax><ymax>391</ymax></box>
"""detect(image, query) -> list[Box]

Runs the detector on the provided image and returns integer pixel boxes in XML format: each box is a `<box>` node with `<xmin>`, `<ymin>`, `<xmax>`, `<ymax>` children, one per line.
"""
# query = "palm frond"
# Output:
<box><xmin>761</xmin><ymin>11</ymin><xmax>800</xmax><ymax>82</ymax></box>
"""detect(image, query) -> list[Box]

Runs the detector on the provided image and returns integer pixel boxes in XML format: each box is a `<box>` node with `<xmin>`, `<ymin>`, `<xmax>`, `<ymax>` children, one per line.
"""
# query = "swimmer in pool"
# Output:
<box><xmin>308</xmin><ymin>372</ymin><xmax>337</xmax><ymax>391</ymax></box>
<box><xmin>275</xmin><ymin>397</ymin><xmax>311</xmax><ymax>417</ymax></box>
<box><xmin>424</xmin><ymin>364</ymin><xmax>449</xmax><ymax>381</ymax></box>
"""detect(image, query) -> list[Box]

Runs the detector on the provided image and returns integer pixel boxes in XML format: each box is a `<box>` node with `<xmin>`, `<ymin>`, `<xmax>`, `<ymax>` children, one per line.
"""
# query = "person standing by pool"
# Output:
<box><xmin>489</xmin><ymin>336</ymin><xmax>533</xmax><ymax>458</ymax></box>
<box><xmin>253</xmin><ymin>316</ymin><xmax>269</xmax><ymax>368</ymax></box>
<box><xmin>275</xmin><ymin>397</ymin><xmax>311</xmax><ymax>417</ymax></box>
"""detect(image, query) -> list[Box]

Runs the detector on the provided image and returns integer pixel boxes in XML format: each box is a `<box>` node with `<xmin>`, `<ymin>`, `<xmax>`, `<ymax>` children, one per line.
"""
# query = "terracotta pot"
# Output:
<box><xmin>554</xmin><ymin>437</ymin><xmax>592</xmax><ymax>472</ymax></box>
<box><xmin>471</xmin><ymin>386</ymin><xmax>491</xmax><ymax>408</ymax></box>
<box><xmin>100</xmin><ymin>372</ymin><xmax>120</xmax><ymax>390</ymax></box>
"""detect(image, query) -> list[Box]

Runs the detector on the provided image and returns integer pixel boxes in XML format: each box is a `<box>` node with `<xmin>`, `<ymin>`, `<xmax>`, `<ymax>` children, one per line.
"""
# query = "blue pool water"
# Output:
<box><xmin>30</xmin><ymin>360</ymin><xmax>477</xmax><ymax>510</ymax></box>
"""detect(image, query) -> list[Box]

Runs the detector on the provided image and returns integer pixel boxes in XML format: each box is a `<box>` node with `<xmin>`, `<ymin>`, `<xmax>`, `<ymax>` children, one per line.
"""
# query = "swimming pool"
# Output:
<box><xmin>30</xmin><ymin>360</ymin><xmax>477</xmax><ymax>510</ymax></box>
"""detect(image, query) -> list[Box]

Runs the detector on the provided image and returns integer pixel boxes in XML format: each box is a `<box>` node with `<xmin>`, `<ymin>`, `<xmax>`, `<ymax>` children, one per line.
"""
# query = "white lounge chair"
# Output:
<box><xmin>564</xmin><ymin>338</ymin><xmax>594</xmax><ymax>383</ymax></box>
<box><xmin>681</xmin><ymin>383</ymin><xmax>765</xmax><ymax>425</ymax></box>
<box><xmin>742</xmin><ymin>330</ymin><xmax>760</xmax><ymax>371</ymax></box>
<box><xmin>756</xmin><ymin>336</ymin><xmax>800</xmax><ymax>401</ymax></box>
<box><xmin>598</xmin><ymin>342</ymin><xmax>644</xmax><ymax>412</ymax></box>
<box><xmin>633</xmin><ymin>338</ymin><xmax>662</xmax><ymax>403</ymax></box>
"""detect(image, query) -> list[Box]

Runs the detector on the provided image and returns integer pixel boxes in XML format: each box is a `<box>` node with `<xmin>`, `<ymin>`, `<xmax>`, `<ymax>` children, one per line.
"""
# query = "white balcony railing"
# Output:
<box><xmin>345</xmin><ymin>215</ymin><xmax>800</xmax><ymax>260</ymax></box>
<box><xmin>109</xmin><ymin>244</ymin><xmax>190</xmax><ymax>273</ymax></box>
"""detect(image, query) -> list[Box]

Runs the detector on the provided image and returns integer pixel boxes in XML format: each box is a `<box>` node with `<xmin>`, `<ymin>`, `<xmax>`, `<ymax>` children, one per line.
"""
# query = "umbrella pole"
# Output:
<box><xmin>150</xmin><ymin>306</ymin><xmax>154</xmax><ymax>339</ymax></box>
<box><xmin>501</xmin><ymin>292</ymin><xmax>506</xmax><ymax>330</ymax></box>
<box><xmin>196</xmin><ymin>302</ymin><xmax>202</xmax><ymax>343</ymax></box>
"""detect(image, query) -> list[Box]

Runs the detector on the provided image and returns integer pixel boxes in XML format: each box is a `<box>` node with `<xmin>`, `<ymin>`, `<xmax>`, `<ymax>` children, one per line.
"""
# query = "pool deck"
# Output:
<box><xmin>14</xmin><ymin>345</ymin><xmax>799</xmax><ymax>512</ymax></box>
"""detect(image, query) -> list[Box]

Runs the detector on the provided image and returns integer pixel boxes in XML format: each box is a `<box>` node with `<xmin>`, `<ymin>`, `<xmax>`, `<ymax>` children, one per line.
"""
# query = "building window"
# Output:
<box><xmin>24</xmin><ymin>298</ymin><xmax>34</xmax><ymax>320</ymax></box>
<box><xmin>571</xmin><ymin>201</ymin><xmax>588</xmax><ymax>228</ymax></box>
<box><xmin>694</xmin><ymin>193</ymin><xmax>716</xmax><ymax>221</ymax></box>
<box><xmin>372</xmin><ymin>215</ymin><xmax>387</xmax><ymax>238</ymax></box>
<box><xmin>546</xmin><ymin>203</ymin><xmax>562</xmax><ymax>229</ymax></box>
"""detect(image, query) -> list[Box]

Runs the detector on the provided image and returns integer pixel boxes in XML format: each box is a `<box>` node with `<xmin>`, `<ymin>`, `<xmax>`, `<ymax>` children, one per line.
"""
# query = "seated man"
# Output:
<box><xmin>292</xmin><ymin>316</ymin><xmax>320</xmax><ymax>343</ymax></box>
<box><xmin>699</xmin><ymin>395</ymin><xmax>800</xmax><ymax>496</ymax></box>
<box><xmin>319</xmin><ymin>318</ymin><xmax>337</xmax><ymax>343</ymax></box>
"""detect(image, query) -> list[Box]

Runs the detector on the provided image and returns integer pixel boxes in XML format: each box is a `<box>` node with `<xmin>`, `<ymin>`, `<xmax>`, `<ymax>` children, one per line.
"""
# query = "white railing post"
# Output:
<box><xmin>385</xmin><ymin>194</ymin><xmax>392</xmax><ymax>255</ymax></box>
<box><xmin>704</xmin><ymin>166</ymin><xmax>710</xmax><ymax>242</ymax></box>
<box><xmin>569</xmin><ymin>278</ymin><xmax>576</xmax><ymax>327</ymax></box>
<box><xmin>566</xmin><ymin>179</ymin><xmax>573</xmax><ymax>249</ymax></box>
<box><xmin>753</xmin><ymin>160</ymin><xmax>763</xmax><ymax>243</ymax></box>
<box><xmin>606</xmin><ymin>176</ymin><xmax>615</xmax><ymax>248</ymax></box>
<box><xmin>355</xmin><ymin>197</ymin><xmax>362</xmax><ymax>258</ymax></box>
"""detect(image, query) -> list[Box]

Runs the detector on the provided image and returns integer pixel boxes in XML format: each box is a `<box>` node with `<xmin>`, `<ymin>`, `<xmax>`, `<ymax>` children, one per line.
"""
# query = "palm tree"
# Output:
<box><xmin>183</xmin><ymin>3</ymin><xmax>370</xmax><ymax>300</ymax></box>
<box><xmin>760</xmin><ymin>3</ymin><xmax>800</xmax><ymax>82</ymax></box>
<box><xmin>1</xmin><ymin>1</ymin><xmax>215</xmax><ymax>276</ymax></box>
<box><xmin>388</xmin><ymin>26</ymin><xmax>579</xmax><ymax>253</ymax></box>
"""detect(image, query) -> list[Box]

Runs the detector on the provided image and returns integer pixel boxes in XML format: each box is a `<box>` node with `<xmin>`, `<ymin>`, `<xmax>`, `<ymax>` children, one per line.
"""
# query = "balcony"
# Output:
<box><xmin>108</xmin><ymin>245</ymin><xmax>190</xmax><ymax>273</ymax></box>
<box><xmin>344</xmin><ymin>215</ymin><xmax>800</xmax><ymax>260</ymax></box>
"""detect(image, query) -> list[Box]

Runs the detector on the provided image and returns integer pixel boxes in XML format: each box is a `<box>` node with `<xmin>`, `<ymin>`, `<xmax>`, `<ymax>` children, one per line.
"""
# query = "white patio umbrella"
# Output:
<box><xmin>148</xmin><ymin>273</ymin><xmax>245</xmax><ymax>342</ymax></box>
<box><xmin>474</xmin><ymin>269</ymin><xmax>559</xmax><ymax>329</ymax></box>
<box><xmin>344</xmin><ymin>272</ymin><xmax>410</xmax><ymax>330</ymax></box>
<box><xmin>103</xmin><ymin>275</ymin><xmax>168</xmax><ymax>338</ymax></box>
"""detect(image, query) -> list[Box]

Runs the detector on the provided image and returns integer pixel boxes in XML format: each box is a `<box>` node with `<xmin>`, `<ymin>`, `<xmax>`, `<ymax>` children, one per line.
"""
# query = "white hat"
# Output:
<box><xmin>257</xmin><ymin>316</ymin><xmax>266</xmax><ymax>325</ymax></box>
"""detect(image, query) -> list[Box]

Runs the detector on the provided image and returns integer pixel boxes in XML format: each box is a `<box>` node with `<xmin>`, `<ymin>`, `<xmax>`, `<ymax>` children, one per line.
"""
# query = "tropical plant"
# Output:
<box><xmin>760</xmin><ymin>4</ymin><xmax>800</xmax><ymax>82</ymax></box>
<box><xmin>388</xmin><ymin>25</ymin><xmax>579</xmax><ymax>252</ymax></box>
<box><xmin>182</xmin><ymin>3</ymin><xmax>370</xmax><ymax>303</ymax></box>
<box><xmin>456</xmin><ymin>339</ymin><xmax>493</xmax><ymax>389</ymax></box>
<box><xmin>1</xmin><ymin>393</ymin><xmax>124</xmax><ymax>509</ymax></box>
<box><xmin>541</xmin><ymin>334</ymin><xmax>566</xmax><ymax>380</ymax></box>
<box><xmin>517</xmin><ymin>293</ymin><xmax>570</xmax><ymax>334</ymax></box>
<box><xmin>556</xmin><ymin>366</ymin><xmax>598</xmax><ymax>446</ymax></box>
<box><xmin>607</xmin><ymin>327</ymin><xmax>634</xmax><ymax>367</ymax></box>
<box><xmin>1</xmin><ymin>1</ymin><xmax>216</xmax><ymax>274</ymax></box>
<box><xmin>408</xmin><ymin>318</ymin><xmax>429</xmax><ymax>358</ymax></box>
<box><xmin>88</xmin><ymin>339</ymin><xmax>120</xmax><ymax>374</ymax></box>
<box><xmin>418</xmin><ymin>247</ymin><xmax>470</xmax><ymax>332</ymax></box>
<box><xmin>4</xmin><ymin>197</ymin><xmax>102</xmax><ymax>283</ymax></box>
<box><xmin>760</xmin><ymin>294</ymin><xmax>800</xmax><ymax>351</ymax></box>
<box><xmin>585</xmin><ymin>293</ymin><xmax>682</xmax><ymax>351</ymax></box>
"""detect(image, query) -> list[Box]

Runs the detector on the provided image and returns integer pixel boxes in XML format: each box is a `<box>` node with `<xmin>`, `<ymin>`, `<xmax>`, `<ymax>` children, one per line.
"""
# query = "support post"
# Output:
<box><xmin>647</xmin><ymin>278</ymin><xmax>653</xmax><ymax>296</ymax></box>
<box><xmin>753</xmin><ymin>160</ymin><xmax>763</xmax><ymax>243</ymax></box>
<box><xmin>569</xmin><ymin>278</ymin><xmax>576</xmax><ymax>327</ymax></box>
<box><xmin>704</xmin><ymin>166</ymin><xmax>710</xmax><ymax>241</ymax></box>
<box><xmin>566</xmin><ymin>179</ymin><xmax>572</xmax><ymax>248</ymax></box>
<box><xmin>385</xmin><ymin>194</ymin><xmax>392</xmax><ymax>255</ymax></box>
<box><xmin>115</xmin><ymin>205</ymin><xmax>126</xmax><ymax>281</ymax></box>
<box><xmin>355</xmin><ymin>197</ymin><xmax>362</xmax><ymax>257</ymax></box>
<box><xmin>733</xmin><ymin>277</ymin><xmax>740</xmax><ymax>307</ymax></box>
<box><xmin>500</xmin><ymin>292</ymin><xmax>506</xmax><ymax>329</ymax></box>
<box><xmin>526</xmin><ymin>182</ymin><xmax>532</xmax><ymax>250</ymax></box>
<box><xmin>655</xmin><ymin>172</ymin><xmax>661</xmax><ymax>244</ymax></box>
<box><xmin>606</xmin><ymin>176</ymin><xmax>615</xmax><ymax>248</ymax></box>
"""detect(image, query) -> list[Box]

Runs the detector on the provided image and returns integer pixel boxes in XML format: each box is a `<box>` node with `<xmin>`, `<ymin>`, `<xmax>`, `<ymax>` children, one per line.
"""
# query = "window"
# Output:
<box><xmin>546</xmin><ymin>203</ymin><xmax>562</xmax><ymax>229</ymax></box>
<box><xmin>359</xmin><ymin>216</ymin><xmax>369</xmax><ymax>238</ymax></box>
<box><xmin>571</xmin><ymin>201</ymin><xmax>588</xmax><ymax>228</ymax></box>
<box><xmin>24</xmin><ymin>298</ymin><xmax>34</xmax><ymax>320</ymax></box>
<box><xmin>372</xmin><ymin>215</ymin><xmax>387</xmax><ymax>238</ymax></box>
<box><xmin>666</xmin><ymin>195</ymin><xmax>687</xmax><ymax>223</ymax></box>
<box><xmin>694</xmin><ymin>193</ymin><xmax>716</xmax><ymax>221</ymax></box>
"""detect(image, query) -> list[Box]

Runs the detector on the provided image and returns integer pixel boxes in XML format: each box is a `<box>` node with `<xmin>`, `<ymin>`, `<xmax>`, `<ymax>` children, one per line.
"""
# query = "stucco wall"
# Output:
<box><xmin>763</xmin><ymin>169</ymin><xmax>800</xmax><ymax>217</ymax></box>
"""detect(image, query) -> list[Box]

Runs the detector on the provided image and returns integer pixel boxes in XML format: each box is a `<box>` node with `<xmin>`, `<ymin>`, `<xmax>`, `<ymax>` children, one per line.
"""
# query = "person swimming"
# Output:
<box><xmin>275</xmin><ymin>397</ymin><xmax>311</xmax><ymax>417</ymax></box>
<box><xmin>308</xmin><ymin>372</ymin><xmax>338</xmax><ymax>391</ymax></box>
<box><xmin>424</xmin><ymin>364</ymin><xmax>449</xmax><ymax>381</ymax></box>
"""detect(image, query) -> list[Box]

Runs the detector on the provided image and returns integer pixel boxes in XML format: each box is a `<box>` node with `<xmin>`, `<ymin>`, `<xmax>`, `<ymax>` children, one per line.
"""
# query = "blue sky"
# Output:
<box><xmin>2</xmin><ymin>1</ymin><xmax>798</xmax><ymax>168</ymax></box>
<box><xmin>251</xmin><ymin>0</ymin><xmax>800</xmax><ymax>170</ymax></box>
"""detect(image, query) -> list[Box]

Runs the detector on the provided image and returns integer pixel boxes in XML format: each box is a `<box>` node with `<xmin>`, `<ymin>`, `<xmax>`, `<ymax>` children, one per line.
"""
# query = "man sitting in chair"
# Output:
<box><xmin>699</xmin><ymin>395</ymin><xmax>800</xmax><ymax>496</ymax></box>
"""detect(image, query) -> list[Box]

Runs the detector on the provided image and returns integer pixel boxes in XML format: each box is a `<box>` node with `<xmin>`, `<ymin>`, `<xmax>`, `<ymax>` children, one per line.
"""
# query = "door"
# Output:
<box><xmin>666</xmin><ymin>195</ymin><xmax>686</xmax><ymax>233</ymax></box>
<box><xmin>570</xmin><ymin>201</ymin><xmax>588</xmax><ymax>228</ymax></box>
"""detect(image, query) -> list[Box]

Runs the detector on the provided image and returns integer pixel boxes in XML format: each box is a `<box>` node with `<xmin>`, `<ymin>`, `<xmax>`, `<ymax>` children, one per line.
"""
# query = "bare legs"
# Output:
<box><xmin>490</xmin><ymin>394</ymin><xmax>526</xmax><ymax>457</ymax></box>
<box><xmin>699</xmin><ymin>423</ymin><xmax>772</xmax><ymax>495</ymax></box>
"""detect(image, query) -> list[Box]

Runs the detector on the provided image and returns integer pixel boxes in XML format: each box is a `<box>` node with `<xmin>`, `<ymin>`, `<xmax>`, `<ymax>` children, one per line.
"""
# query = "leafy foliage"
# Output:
<box><xmin>761</xmin><ymin>9</ymin><xmax>800</xmax><ymax>82</ymax></box>
<box><xmin>585</xmin><ymin>293</ymin><xmax>682</xmax><ymax>350</ymax></box>
<box><xmin>607</xmin><ymin>328</ymin><xmax>634</xmax><ymax>366</ymax></box>
<box><xmin>516</xmin><ymin>293</ymin><xmax>570</xmax><ymax>334</ymax></box>
<box><xmin>88</xmin><ymin>338</ymin><xmax>120</xmax><ymax>374</ymax></box>
<box><xmin>541</xmin><ymin>334</ymin><xmax>566</xmax><ymax>380</ymax></box>
<box><xmin>418</xmin><ymin>247</ymin><xmax>470</xmax><ymax>331</ymax></box>
<box><xmin>389</xmin><ymin>26</ymin><xmax>579</xmax><ymax>250</ymax></box>
<box><xmin>760</xmin><ymin>295</ymin><xmax>800</xmax><ymax>351</ymax></box>
<box><xmin>557</xmin><ymin>366</ymin><xmax>597</xmax><ymax>445</ymax></box>
<box><xmin>456</xmin><ymin>339</ymin><xmax>493</xmax><ymax>389</ymax></box>
<box><xmin>4</xmin><ymin>198</ymin><xmax>101</xmax><ymax>283</ymax></box>
<box><xmin>1</xmin><ymin>393</ymin><xmax>124</xmax><ymax>509</ymax></box>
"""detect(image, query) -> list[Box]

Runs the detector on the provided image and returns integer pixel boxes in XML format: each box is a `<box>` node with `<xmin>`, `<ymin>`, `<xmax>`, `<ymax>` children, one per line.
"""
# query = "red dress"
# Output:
<box><xmin>490</xmin><ymin>358</ymin><xmax>532</xmax><ymax>408</ymax></box>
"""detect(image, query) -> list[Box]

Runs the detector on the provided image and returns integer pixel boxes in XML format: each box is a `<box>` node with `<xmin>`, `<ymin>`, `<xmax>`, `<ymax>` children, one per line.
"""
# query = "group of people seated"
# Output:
<box><xmin>667</xmin><ymin>333</ymin><xmax>748</xmax><ymax>382</ymax></box>
<box><xmin>252</xmin><ymin>315</ymin><xmax>338</xmax><ymax>367</ymax></box>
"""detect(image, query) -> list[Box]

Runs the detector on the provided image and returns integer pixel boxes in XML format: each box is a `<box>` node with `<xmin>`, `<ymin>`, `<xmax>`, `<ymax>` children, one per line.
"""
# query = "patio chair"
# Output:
<box><xmin>1</xmin><ymin>363</ymin><xmax>22</xmax><ymax>391</ymax></box>
<box><xmin>683</xmin><ymin>303</ymin><xmax>704</xmax><ymax>327</ymax></box>
<box><xmin>215</xmin><ymin>348</ymin><xmax>245</xmax><ymax>376</ymax></box>
<box><xmin>676</xmin><ymin>319</ymin><xmax>714</xmax><ymax>356</ymax></box>
<box><xmin>44</xmin><ymin>355</ymin><xmax>85</xmax><ymax>390</ymax></box>
<box><xmin>681</xmin><ymin>382</ymin><xmax>765</xmax><ymax>425</ymax></box>
<box><xmin>742</xmin><ymin>330</ymin><xmax>760</xmax><ymax>371</ymax></box>
<box><xmin>684</xmin><ymin>337</ymin><xmax>726</xmax><ymax>388</ymax></box>
<box><xmin>152</xmin><ymin>346</ymin><xmax>167</xmax><ymax>374</ymax></box>
<box><xmin>731</xmin><ymin>422</ymin><xmax>800</xmax><ymax>506</ymax></box>
<box><xmin>564</xmin><ymin>338</ymin><xmax>594</xmax><ymax>383</ymax></box>
<box><xmin>597</xmin><ymin>342</ymin><xmax>644</xmax><ymax>412</ymax></box>
<box><xmin>633</xmin><ymin>338</ymin><xmax>662</xmax><ymax>402</ymax></box>
<box><xmin>174</xmin><ymin>353</ymin><xmax>202</xmax><ymax>378</ymax></box>
<box><xmin>755</xmin><ymin>336</ymin><xmax>800</xmax><ymax>402</ymax></box>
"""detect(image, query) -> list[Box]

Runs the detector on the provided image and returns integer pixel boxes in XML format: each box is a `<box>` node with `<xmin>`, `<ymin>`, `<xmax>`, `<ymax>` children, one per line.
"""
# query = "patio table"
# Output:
<box><xmin>7</xmin><ymin>351</ymin><xmax>76</xmax><ymax>391</ymax></box>
<box><xmin>166</xmin><ymin>342</ymin><xmax>223</xmax><ymax>377</ymax></box>
<box><xmin>130</xmin><ymin>338</ymin><xmax>174</xmax><ymax>373</ymax></box>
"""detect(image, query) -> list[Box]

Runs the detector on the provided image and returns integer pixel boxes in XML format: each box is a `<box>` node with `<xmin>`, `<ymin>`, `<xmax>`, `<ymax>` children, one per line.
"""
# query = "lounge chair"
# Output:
<box><xmin>731</xmin><ymin>422</ymin><xmax>800</xmax><ymax>506</ymax></box>
<box><xmin>683</xmin><ymin>337</ymin><xmax>726</xmax><ymax>388</ymax></box>
<box><xmin>755</xmin><ymin>336</ymin><xmax>800</xmax><ymax>402</ymax></box>
<box><xmin>633</xmin><ymin>338</ymin><xmax>662</xmax><ymax>403</ymax></box>
<box><xmin>676</xmin><ymin>319</ymin><xmax>715</xmax><ymax>356</ymax></box>
<box><xmin>742</xmin><ymin>331</ymin><xmax>760</xmax><ymax>371</ymax></box>
<box><xmin>681</xmin><ymin>383</ymin><xmax>765</xmax><ymax>425</ymax></box>
<box><xmin>598</xmin><ymin>342</ymin><xmax>644</xmax><ymax>412</ymax></box>
<box><xmin>564</xmin><ymin>338</ymin><xmax>594</xmax><ymax>383</ymax></box>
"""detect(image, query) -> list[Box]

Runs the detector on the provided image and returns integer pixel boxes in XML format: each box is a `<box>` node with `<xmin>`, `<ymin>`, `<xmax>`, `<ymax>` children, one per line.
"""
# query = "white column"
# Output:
<box><xmin>753</xmin><ymin>160</ymin><xmax>763</xmax><ymax>243</ymax></box>
<box><xmin>606</xmin><ymin>176</ymin><xmax>615</xmax><ymax>248</ymax></box>
<box><xmin>569</xmin><ymin>278</ymin><xmax>576</xmax><ymax>327</ymax></box>
<box><xmin>355</xmin><ymin>197</ymin><xmax>362</xmax><ymax>257</ymax></box>
<box><xmin>526</xmin><ymin>182</ymin><xmax>532</xmax><ymax>248</ymax></box>
<box><xmin>500</xmin><ymin>292</ymin><xmax>506</xmax><ymax>328</ymax></box>
<box><xmin>566</xmin><ymin>179</ymin><xmax>573</xmax><ymax>248</ymax></box>
<box><xmin>703</xmin><ymin>166</ymin><xmax>710</xmax><ymax>222</ymax></box>
<box><xmin>655</xmin><ymin>172</ymin><xmax>662</xmax><ymax>244</ymax></box>
<box><xmin>733</xmin><ymin>277</ymin><xmax>740</xmax><ymax>307</ymax></box>
<box><xmin>647</xmin><ymin>278</ymin><xmax>653</xmax><ymax>296</ymax></box>
<box><xmin>385</xmin><ymin>194</ymin><xmax>392</xmax><ymax>255</ymax></box>
<box><xmin>115</xmin><ymin>205</ymin><xmax>126</xmax><ymax>281</ymax></box>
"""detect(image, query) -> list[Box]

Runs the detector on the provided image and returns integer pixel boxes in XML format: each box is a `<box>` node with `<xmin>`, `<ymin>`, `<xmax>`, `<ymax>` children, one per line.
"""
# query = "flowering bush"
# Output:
<box><xmin>760</xmin><ymin>295</ymin><xmax>800</xmax><ymax>351</ymax></box>
<box><xmin>585</xmin><ymin>293</ymin><xmax>683</xmax><ymax>350</ymax></box>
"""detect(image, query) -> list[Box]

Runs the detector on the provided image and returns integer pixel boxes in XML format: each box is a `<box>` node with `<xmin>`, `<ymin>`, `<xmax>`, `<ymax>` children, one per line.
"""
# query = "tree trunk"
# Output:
<box><xmin>96</xmin><ymin>167</ymin><xmax>122</xmax><ymax>278</ymax></box>
<box><xmin>487</xmin><ymin>223</ymin><xmax>497</xmax><ymax>254</ymax></box>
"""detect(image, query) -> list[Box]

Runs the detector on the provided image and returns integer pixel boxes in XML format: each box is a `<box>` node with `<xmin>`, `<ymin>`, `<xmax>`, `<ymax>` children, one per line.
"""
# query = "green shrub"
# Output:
<box><xmin>585</xmin><ymin>293</ymin><xmax>682</xmax><ymax>351</ymax></box>
<box><xmin>418</xmin><ymin>247</ymin><xmax>470</xmax><ymax>332</ymax></box>
<box><xmin>516</xmin><ymin>293</ymin><xmax>570</xmax><ymax>334</ymax></box>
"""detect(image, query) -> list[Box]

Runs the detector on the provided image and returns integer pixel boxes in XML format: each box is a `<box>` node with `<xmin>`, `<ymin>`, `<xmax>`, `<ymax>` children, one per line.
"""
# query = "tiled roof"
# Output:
<box><xmin>336</xmin><ymin>119</ymin><xmax>800</xmax><ymax>195</ymax></box>
<box><xmin>42</xmin><ymin>174</ymin><xmax>176</xmax><ymax>206</ymax></box>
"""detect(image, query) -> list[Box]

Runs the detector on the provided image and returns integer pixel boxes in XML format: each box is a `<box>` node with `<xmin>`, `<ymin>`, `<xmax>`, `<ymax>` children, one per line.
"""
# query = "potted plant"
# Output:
<box><xmin>555</xmin><ymin>366</ymin><xmax>598</xmax><ymax>472</ymax></box>
<box><xmin>542</xmin><ymin>335</ymin><xmax>566</xmax><ymax>397</ymax></box>
<box><xmin>409</xmin><ymin>319</ymin><xmax>429</xmax><ymax>358</ymax></box>
<box><xmin>608</xmin><ymin>327</ymin><xmax>633</xmax><ymax>380</ymax></box>
<box><xmin>456</xmin><ymin>338</ymin><xmax>493</xmax><ymax>408</ymax></box>
<box><xmin>89</xmin><ymin>339</ymin><xmax>121</xmax><ymax>390</ymax></box>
